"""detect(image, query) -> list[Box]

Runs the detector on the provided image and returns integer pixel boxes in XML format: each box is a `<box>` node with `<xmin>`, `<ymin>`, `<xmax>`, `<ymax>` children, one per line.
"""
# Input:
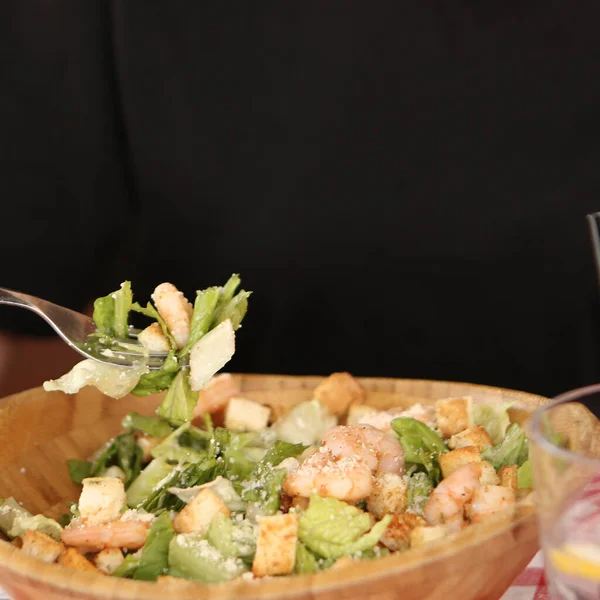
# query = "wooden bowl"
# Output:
<box><xmin>0</xmin><ymin>375</ymin><xmax>548</xmax><ymax>600</ymax></box>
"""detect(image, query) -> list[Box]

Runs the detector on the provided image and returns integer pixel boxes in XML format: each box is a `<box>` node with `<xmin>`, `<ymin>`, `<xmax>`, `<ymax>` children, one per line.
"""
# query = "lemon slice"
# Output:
<box><xmin>550</xmin><ymin>543</ymin><xmax>600</xmax><ymax>581</ymax></box>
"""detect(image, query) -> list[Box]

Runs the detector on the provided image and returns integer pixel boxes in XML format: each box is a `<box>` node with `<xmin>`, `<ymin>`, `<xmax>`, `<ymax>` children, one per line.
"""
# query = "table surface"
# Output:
<box><xmin>0</xmin><ymin>552</ymin><xmax>548</xmax><ymax>600</ymax></box>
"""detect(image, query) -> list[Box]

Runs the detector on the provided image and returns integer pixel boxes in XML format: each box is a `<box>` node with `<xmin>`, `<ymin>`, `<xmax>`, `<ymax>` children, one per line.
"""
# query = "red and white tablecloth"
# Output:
<box><xmin>0</xmin><ymin>553</ymin><xmax>549</xmax><ymax>600</ymax></box>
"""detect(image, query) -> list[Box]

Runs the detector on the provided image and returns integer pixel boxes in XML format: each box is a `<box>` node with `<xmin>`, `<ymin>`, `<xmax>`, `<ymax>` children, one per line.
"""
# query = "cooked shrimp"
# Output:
<box><xmin>282</xmin><ymin>448</ymin><xmax>373</xmax><ymax>502</ymax></box>
<box><xmin>151</xmin><ymin>283</ymin><xmax>193</xmax><ymax>349</ymax></box>
<box><xmin>424</xmin><ymin>462</ymin><xmax>482</xmax><ymax>530</ymax></box>
<box><xmin>466</xmin><ymin>485</ymin><xmax>516</xmax><ymax>524</ymax></box>
<box><xmin>62</xmin><ymin>519</ymin><xmax>150</xmax><ymax>552</ymax></box>
<box><xmin>323</xmin><ymin>424</ymin><xmax>405</xmax><ymax>475</ymax></box>
<box><xmin>192</xmin><ymin>373</ymin><xmax>240</xmax><ymax>418</ymax></box>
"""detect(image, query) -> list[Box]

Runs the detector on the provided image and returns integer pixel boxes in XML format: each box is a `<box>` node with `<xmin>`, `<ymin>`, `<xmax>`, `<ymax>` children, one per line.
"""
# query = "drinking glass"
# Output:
<box><xmin>529</xmin><ymin>384</ymin><xmax>600</xmax><ymax>599</ymax></box>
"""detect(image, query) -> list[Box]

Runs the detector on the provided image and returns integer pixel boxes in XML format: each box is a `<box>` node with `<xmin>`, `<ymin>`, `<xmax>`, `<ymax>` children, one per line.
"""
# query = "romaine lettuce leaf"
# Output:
<box><xmin>391</xmin><ymin>417</ymin><xmax>446</xmax><ymax>484</ymax></box>
<box><xmin>168</xmin><ymin>476</ymin><xmax>246</xmax><ymax>512</ymax></box>
<box><xmin>210</xmin><ymin>274</ymin><xmax>251</xmax><ymax>331</ymax></box>
<box><xmin>206</xmin><ymin>514</ymin><xmax>256</xmax><ymax>561</ymax></box>
<box><xmin>84</xmin><ymin>432</ymin><xmax>142</xmax><ymax>489</ymax></box>
<box><xmin>67</xmin><ymin>459</ymin><xmax>91</xmax><ymax>484</ymax></box>
<box><xmin>0</xmin><ymin>498</ymin><xmax>63</xmax><ymax>540</ymax></box>
<box><xmin>406</xmin><ymin>471</ymin><xmax>434</xmax><ymax>515</ymax></box>
<box><xmin>472</xmin><ymin>403</ymin><xmax>513</xmax><ymax>445</ymax></box>
<box><xmin>179</xmin><ymin>287</ymin><xmax>220</xmax><ymax>357</ymax></box>
<box><xmin>168</xmin><ymin>533</ymin><xmax>247</xmax><ymax>583</ymax></box>
<box><xmin>298</xmin><ymin>496</ymin><xmax>392</xmax><ymax>559</ymax></box>
<box><xmin>131</xmin><ymin>351</ymin><xmax>179</xmax><ymax>397</ymax></box>
<box><xmin>112</xmin><ymin>554</ymin><xmax>141</xmax><ymax>578</ymax></box>
<box><xmin>151</xmin><ymin>423</ymin><xmax>206</xmax><ymax>464</ymax></box>
<box><xmin>93</xmin><ymin>281</ymin><xmax>133</xmax><ymax>339</ymax></box>
<box><xmin>517</xmin><ymin>459</ymin><xmax>533</xmax><ymax>488</ymax></box>
<box><xmin>122</xmin><ymin>412</ymin><xmax>174</xmax><ymax>438</ymax></box>
<box><xmin>272</xmin><ymin>399</ymin><xmax>337</xmax><ymax>446</ymax></box>
<box><xmin>126</xmin><ymin>459</ymin><xmax>177</xmax><ymax>509</ymax></box>
<box><xmin>294</xmin><ymin>542</ymin><xmax>319</xmax><ymax>574</ymax></box>
<box><xmin>156</xmin><ymin>368</ymin><xmax>198</xmax><ymax>426</ymax></box>
<box><xmin>133</xmin><ymin>512</ymin><xmax>175</xmax><ymax>581</ymax></box>
<box><xmin>481</xmin><ymin>423</ymin><xmax>529</xmax><ymax>470</ymax></box>
<box><xmin>43</xmin><ymin>359</ymin><xmax>147</xmax><ymax>399</ymax></box>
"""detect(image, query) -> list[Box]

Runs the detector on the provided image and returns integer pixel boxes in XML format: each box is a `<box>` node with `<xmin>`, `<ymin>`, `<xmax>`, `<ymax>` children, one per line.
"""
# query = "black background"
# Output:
<box><xmin>2</xmin><ymin>1</ymin><xmax>600</xmax><ymax>397</ymax></box>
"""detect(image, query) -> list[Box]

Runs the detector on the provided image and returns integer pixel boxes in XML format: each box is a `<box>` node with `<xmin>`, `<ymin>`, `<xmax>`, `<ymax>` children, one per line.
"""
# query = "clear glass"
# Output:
<box><xmin>529</xmin><ymin>384</ymin><xmax>600</xmax><ymax>599</ymax></box>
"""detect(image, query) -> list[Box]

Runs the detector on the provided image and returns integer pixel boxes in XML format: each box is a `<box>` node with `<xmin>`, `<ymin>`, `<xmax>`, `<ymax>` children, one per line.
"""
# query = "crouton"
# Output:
<box><xmin>193</xmin><ymin>373</ymin><xmax>240</xmax><ymax>418</ymax></box>
<box><xmin>313</xmin><ymin>372</ymin><xmax>366</xmax><ymax>416</ymax></box>
<box><xmin>225</xmin><ymin>397</ymin><xmax>271</xmax><ymax>432</ymax></box>
<box><xmin>466</xmin><ymin>485</ymin><xmax>516</xmax><ymax>524</ymax></box>
<box><xmin>346</xmin><ymin>403</ymin><xmax>379</xmax><ymax>425</ymax></box>
<box><xmin>448</xmin><ymin>426</ymin><xmax>493</xmax><ymax>452</ymax></box>
<box><xmin>435</xmin><ymin>396</ymin><xmax>473</xmax><ymax>438</ymax></box>
<box><xmin>172</xmin><ymin>488</ymin><xmax>230</xmax><ymax>534</ymax></box>
<box><xmin>21</xmin><ymin>530</ymin><xmax>64</xmax><ymax>564</ymax></box>
<box><xmin>58</xmin><ymin>548</ymin><xmax>102</xmax><ymax>574</ymax></box>
<box><xmin>409</xmin><ymin>525</ymin><xmax>448</xmax><ymax>547</ymax></box>
<box><xmin>498</xmin><ymin>465</ymin><xmax>518</xmax><ymax>490</ymax></box>
<box><xmin>138</xmin><ymin>322</ymin><xmax>171</xmax><ymax>353</ymax></box>
<box><xmin>438</xmin><ymin>446</ymin><xmax>481</xmax><ymax>479</ymax></box>
<box><xmin>380</xmin><ymin>513</ymin><xmax>427</xmax><ymax>551</ymax></box>
<box><xmin>94</xmin><ymin>548</ymin><xmax>124</xmax><ymax>574</ymax></box>
<box><xmin>136</xmin><ymin>434</ymin><xmax>163</xmax><ymax>463</ymax></box>
<box><xmin>79</xmin><ymin>477</ymin><xmax>126</xmax><ymax>525</ymax></box>
<box><xmin>366</xmin><ymin>473</ymin><xmax>408</xmax><ymax>519</ymax></box>
<box><xmin>479</xmin><ymin>460</ymin><xmax>500</xmax><ymax>486</ymax></box>
<box><xmin>252</xmin><ymin>513</ymin><xmax>298</xmax><ymax>577</ymax></box>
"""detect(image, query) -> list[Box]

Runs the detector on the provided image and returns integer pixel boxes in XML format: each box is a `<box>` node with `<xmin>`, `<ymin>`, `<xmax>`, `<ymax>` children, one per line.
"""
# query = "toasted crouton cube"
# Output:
<box><xmin>225</xmin><ymin>397</ymin><xmax>271</xmax><ymax>432</ymax></box>
<box><xmin>346</xmin><ymin>403</ymin><xmax>379</xmax><ymax>425</ymax></box>
<box><xmin>173</xmin><ymin>488</ymin><xmax>230</xmax><ymax>534</ymax></box>
<box><xmin>380</xmin><ymin>513</ymin><xmax>427</xmax><ymax>551</ymax></box>
<box><xmin>138</xmin><ymin>322</ymin><xmax>171</xmax><ymax>353</ymax></box>
<box><xmin>409</xmin><ymin>525</ymin><xmax>448</xmax><ymax>547</ymax></box>
<box><xmin>479</xmin><ymin>460</ymin><xmax>500</xmax><ymax>486</ymax></box>
<box><xmin>58</xmin><ymin>548</ymin><xmax>102</xmax><ymax>574</ymax></box>
<box><xmin>498</xmin><ymin>465</ymin><xmax>518</xmax><ymax>490</ymax></box>
<box><xmin>252</xmin><ymin>513</ymin><xmax>298</xmax><ymax>577</ymax></box>
<box><xmin>438</xmin><ymin>446</ymin><xmax>481</xmax><ymax>479</ymax></box>
<box><xmin>21</xmin><ymin>530</ymin><xmax>64</xmax><ymax>564</ymax></box>
<box><xmin>435</xmin><ymin>397</ymin><xmax>473</xmax><ymax>438</ymax></box>
<box><xmin>79</xmin><ymin>477</ymin><xmax>126</xmax><ymax>525</ymax></box>
<box><xmin>94</xmin><ymin>548</ymin><xmax>124</xmax><ymax>574</ymax></box>
<box><xmin>193</xmin><ymin>373</ymin><xmax>240</xmax><ymax>418</ymax></box>
<box><xmin>448</xmin><ymin>426</ymin><xmax>493</xmax><ymax>452</ymax></box>
<box><xmin>366</xmin><ymin>473</ymin><xmax>408</xmax><ymax>519</ymax></box>
<box><xmin>313</xmin><ymin>372</ymin><xmax>366</xmax><ymax>416</ymax></box>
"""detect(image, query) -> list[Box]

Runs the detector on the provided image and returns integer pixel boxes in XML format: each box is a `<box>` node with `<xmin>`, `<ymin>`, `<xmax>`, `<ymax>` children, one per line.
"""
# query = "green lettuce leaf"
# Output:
<box><xmin>122</xmin><ymin>412</ymin><xmax>174</xmax><ymax>439</ymax></box>
<box><xmin>472</xmin><ymin>403</ymin><xmax>513</xmax><ymax>445</ymax></box>
<box><xmin>151</xmin><ymin>423</ymin><xmax>207</xmax><ymax>464</ymax></box>
<box><xmin>67</xmin><ymin>459</ymin><xmax>91</xmax><ymax>484</ymax></box>
<box><xmin>517</xmin><ymin>460</ymin><xmax>533</xmax><ymax>488</ymax></box>
<box><xmin>391</xmin><ymin>417</ymin><xmax>446</xmax><ymax>484</ymax></box>
<box><xmin>406</xmin><ymin>471</ymin><xmax>434</xmax><ymax>515</ymax></box>
<box><xmin>206</xmin><ymin>514</ymin><xmax>257</xmax><ymax>561</ymax></box>
<box><xmin>126</xmin><ymin>459</ymin><xmax>177</xmax><ymax>508</ymax></box>
<box><xmin>133</xmin><ymin>512</ymin><xmax>175</xmax><ymax>581</ymax></box>
<box><xmin>210</xmin><ymin>274</ymin><xmax>251</xmax><ymax>331</ymax></box>
<box><xmin>112</xmin><ymin>554</ymin><xmax>141</xmax><ymax>578</ymax></box>
<box><xmin>481</xmin><ymin>423</ymin><xmax>529</xmax><ymax>470</ymax></box>
<box><xmin>259</xmin><ymin>441</ymin><xmax>306</xmax><ymax>467</ymax></box>
<box><xmin>86</xmin><ymin>432</ymin><xmax>142</xmax><ymax>489</ymax></box>
<box><xmin>168</xmin><ymin>533</ymin><xmax>247</xmax><ymax>583</ymax></box>
<box><xmin>0</xmin><ymin>498</ymin><xmax>63</xmax><ymax>540</ymax></box>
<box><xmin>294</xmin><ymin>542</ymin><xmax>319</xmax><ymax>574</ymax></box>
<box><xmin>43</xmin><ymin>359</ymin><xmax>147</xmax><ymax>399</ymax></box>
<box><xmin>179</xmin><ymin>287</ymin><xmax>220</xmax><ymax>357</ymax></box>
<box><xmin>272</xmin><ymin>399</ymin><xmax>337</xmax><ymax>446</ymax></box>
<box><xmin>167</xmin><ymin>476</ymin><xmax>246</xmax><ymax>512</ymax></box>
<box><xmin>93</xmin><ymin>281</ymin><xmax>133</xmax><ymax>339</ymax></box>
<box><xmin>131</xmin><ymin>351</ymin><xmax>179</xmax><ymax>397</ymax></box>
<box><xmin>156</xmin><ymin>368</ymin><xmax>198</xmax><ymax>426</ymax></box>
<box><xmin>298</xmin><ymin>496</ymin><xmax>392</xmax><ymax>559</ymax></box>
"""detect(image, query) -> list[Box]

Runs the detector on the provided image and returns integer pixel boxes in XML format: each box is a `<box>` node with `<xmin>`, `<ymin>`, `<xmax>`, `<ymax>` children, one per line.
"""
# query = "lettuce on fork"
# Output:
<box><xmin>43</xmin><ymin>275</ymin><xmax>251</xmax><ymax>421</ymax></box>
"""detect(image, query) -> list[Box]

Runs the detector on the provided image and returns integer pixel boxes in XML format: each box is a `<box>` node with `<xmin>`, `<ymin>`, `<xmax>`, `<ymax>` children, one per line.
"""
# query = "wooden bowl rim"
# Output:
<box><xmin>0</xmin><ymin>375</ymin><xmax>547</xmax><ymax>599</ymax></box>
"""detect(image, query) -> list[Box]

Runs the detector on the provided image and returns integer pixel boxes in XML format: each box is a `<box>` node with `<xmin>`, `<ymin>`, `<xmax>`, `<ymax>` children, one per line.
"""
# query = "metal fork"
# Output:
<box><xmin>0</xmin><ymin>288</ymin><xmax>168</xmax><ymax>369</ymax></box>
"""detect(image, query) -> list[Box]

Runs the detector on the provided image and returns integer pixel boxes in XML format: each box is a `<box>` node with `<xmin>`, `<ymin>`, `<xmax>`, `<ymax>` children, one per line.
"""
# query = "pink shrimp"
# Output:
<box><xmin>62</xmin><ymin>519</ymin><xmax>150</xmax><ymax>552</ymax></box>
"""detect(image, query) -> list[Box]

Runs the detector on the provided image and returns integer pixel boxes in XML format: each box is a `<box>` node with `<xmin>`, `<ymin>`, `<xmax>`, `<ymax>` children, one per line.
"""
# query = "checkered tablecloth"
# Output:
<box><xmin>0</xmin><ymin>553</ymin><xmax>548</xmax><ymax>599</ymax></box>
